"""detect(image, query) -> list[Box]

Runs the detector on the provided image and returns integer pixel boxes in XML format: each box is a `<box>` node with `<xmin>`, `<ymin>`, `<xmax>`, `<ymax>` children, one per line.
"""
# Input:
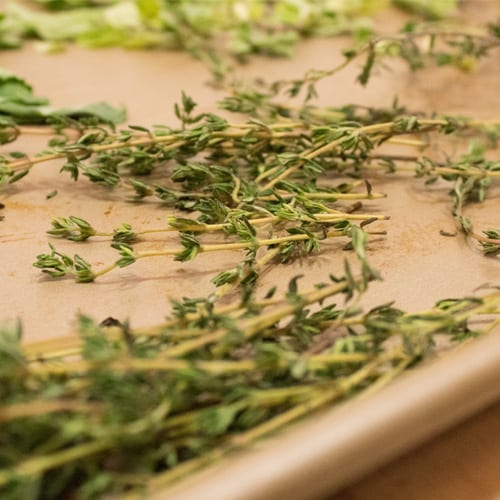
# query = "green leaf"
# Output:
<box><xmin>114</xmin><ymin>244</ymin><xmax>137</xmax><ymax>268</ymax></box>
<box><xmin>357</xmin><ymin>49</ymin><xmax>376</xmax><ymax>86</ymax></box>
<box><xmin>350</xmin><ymin>226</ymin><xmax>368</xmax><ymax>260</ymax></box>
<box><xmin>54</xmin><ymin>101</ymin><xmax>126</xmax><ymax>125</ymax></box>
<box><xmin>47</xmin><ymin>215</ymin><xmax>96</xmax><ymax>241</ymax></box>
<box><xmin>174</xmin><ymin>233</ymin><xmax>200</xmax><ymax>262</ymax></box>
<box><xmin>199</xmin><ymin>404</ymin><xmax>242</xmax><ymax>437</ymax></box>
<box><xmin>0</xmin><ymin>67</ymin><xmax>125</xmax><ymax>125</ymax></box>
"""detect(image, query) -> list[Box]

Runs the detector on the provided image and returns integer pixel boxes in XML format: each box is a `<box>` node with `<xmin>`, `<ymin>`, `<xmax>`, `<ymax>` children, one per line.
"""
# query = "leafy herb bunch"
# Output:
<box><xmin>1</xmin><ymin>269</ymin><xmax>499</xmax><ymax>498</ymax></box>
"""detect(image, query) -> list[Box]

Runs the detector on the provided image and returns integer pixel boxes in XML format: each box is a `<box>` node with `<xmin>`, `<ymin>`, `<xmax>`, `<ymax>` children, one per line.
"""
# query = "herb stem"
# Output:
<box><xmin>0</xmin><ymin>441</ymin><xmax>109</xmax><ymax>487</ymax></box>
<box><xmin>468</xmin><ymin>231</ymin><xmax>500</xmax><ymax>245</ymax></box>
<box><xmin>29</xmin><ymin>351</ymin><xmax>372</xmax><ymax>378</ymax></box>
<box><xmin>6</xmin><ymin>126</ymin><xmax>307</xmax><ymax>174</ymax></box>
<box><xmin>90</xmin><ymin>229</ymin><xmax>366</xmax><ymax>280</ymax></box>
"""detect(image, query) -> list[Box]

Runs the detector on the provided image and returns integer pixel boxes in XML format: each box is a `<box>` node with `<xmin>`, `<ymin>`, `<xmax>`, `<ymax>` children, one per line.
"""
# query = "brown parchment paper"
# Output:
<box><xmin>1</xmin><ymin>4</ymin><xmax>499</xmax><ymax>498</ymax></box>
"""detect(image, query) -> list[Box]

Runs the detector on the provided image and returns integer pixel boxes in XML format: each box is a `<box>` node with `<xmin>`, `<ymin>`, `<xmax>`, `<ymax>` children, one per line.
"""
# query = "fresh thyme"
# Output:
<box><xmin>266</xmin><ymin>24</ymin><xmax>500</xmax><ymax>100</ymax></box>
<box><xmin>34</xmin><ymin>213</ymin><xmax>385</xmax><ymax>283</ymax></box>
<box><xmin>1</xmin><ymin>270</ymin><xmax>498</xmax><ymax>498</ymax></box>
<box><xmin>17</xmin><ymin>106</ymin><xmax>497</xmax><ymax>276</ymax></box>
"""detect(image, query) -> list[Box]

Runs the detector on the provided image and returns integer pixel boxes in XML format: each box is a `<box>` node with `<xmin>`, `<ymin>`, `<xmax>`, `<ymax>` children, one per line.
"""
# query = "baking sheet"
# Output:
<box><xmin>1</xmin><ymin>4</ymin><xmax>499</xmax><ymax>497</ymax></box>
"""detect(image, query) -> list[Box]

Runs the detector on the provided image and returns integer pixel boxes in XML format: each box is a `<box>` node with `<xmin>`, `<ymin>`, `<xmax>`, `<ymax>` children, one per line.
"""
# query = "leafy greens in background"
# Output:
<box><xmin>0</xmin><ymin>0</ymin><xmax>458</xmax><ymax>58</ymax></box>
<box><xmin>0</xmin><ymin>68</ymin><xmax>126</xmax><ymax>125</ymax></box>
<box><xmin>393</xmin><ymin>0</ymin><xmax>459</xmax><ymax>20</ymax></box>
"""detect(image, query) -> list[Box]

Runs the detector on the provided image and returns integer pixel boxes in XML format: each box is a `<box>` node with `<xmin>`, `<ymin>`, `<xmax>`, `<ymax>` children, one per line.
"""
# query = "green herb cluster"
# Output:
<box><xmin>1</xmin><ymin>0</ymin><xmax>460</xmax><ymax>58</ymax></box>
<box><xmin>1</xmin><ymin>270</ymin><xmax>498</xmax><ymax>498</ymax></box>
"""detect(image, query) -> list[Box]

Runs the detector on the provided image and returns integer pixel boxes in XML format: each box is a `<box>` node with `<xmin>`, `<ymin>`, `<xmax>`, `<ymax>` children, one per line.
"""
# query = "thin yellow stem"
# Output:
<box><xmin>28</xmin><ymin>351</ymin><xmax>372</xmax><ymax>377</ymax></box>
<box><xmin>7</xmin><ymin>126</ymin><xmax>306</xmax><ymax>173</ymax></box>
<box><xmin>469</xmin><ymin>231</ymin><xmax>500</xmax><ymax>245</ymax></box>
<box><xmin>0</xmin><ymin>400</ymin><xmax>100</xmax><ymax>423</ymax></box>
<box><xmin>0</xmin><ymin>441</ymin><xmax>109</xmax><ymax>487</ymax></box>
<box><xmin>257</xmin><ymin>191</ymin><xmax>386</xmax><ymax>201</ymax></box>
<box><xmin>135</xmin><ymin>229</ymin><xmax>349</xmax><ymax>261</ymax></box>
<box><xmin>387</xmin><ymin>137</ymin><xmax>427</xmax><ymax>147</ymax></box>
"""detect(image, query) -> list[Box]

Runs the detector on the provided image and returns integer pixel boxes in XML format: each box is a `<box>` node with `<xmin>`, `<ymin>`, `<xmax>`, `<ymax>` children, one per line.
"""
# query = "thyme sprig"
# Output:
<box><xmin>47</xmin><ymin>210</ymin><xmax>389</xmax><ymax>243</ymax></box>
<box><xmin>1</xmin><ymin>273</ymin><xmax>499</xmax><ymax>498</ymax></box>
<box><xmin>1</xmin><ymin>113</ymin><xmax>496</xmax><ymax>185</ymax></box>
<box><xmin>414</xmin><ymin>143</ymin><xmax>500</xmax><ymax>254</ymax></box>
<box><xmin>268</xmin><ymin>25</ymin><xmax>500</xmax><ymax>99</ymax></box>
<box><xmin>35</xmin><ymin>217</ymin><xmax>384</xmax><ymax>283</ymax></box>
<box><xmin>16</xmin><ymin>105</ymin><xmax>496</xmax><ymax>262</ymax></box>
